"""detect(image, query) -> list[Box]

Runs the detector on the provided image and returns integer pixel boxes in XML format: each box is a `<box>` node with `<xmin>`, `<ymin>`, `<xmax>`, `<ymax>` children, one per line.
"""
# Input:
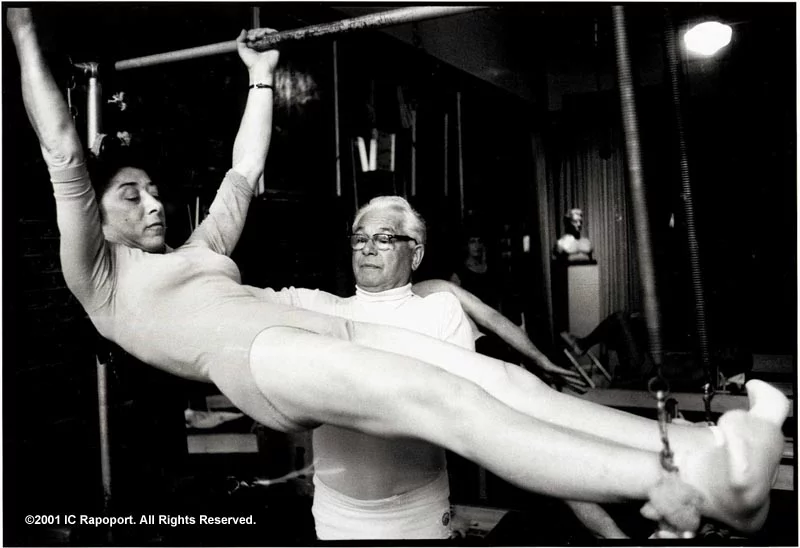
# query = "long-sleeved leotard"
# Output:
<box><xmin>52</xmin><ymin>163</ymin><xmax>354</xmax><ymax>431</ymax></box>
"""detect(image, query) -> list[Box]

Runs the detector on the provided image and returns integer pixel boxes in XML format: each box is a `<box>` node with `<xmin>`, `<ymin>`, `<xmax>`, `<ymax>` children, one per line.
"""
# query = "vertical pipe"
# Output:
<box><xmin>350</xmin><ymin>138</ymin><xmax>360</xmax><ymax>211</ymax></box>
<box><xmin>86</xmin><ymin>60</ymin><xmax>112</xmax><ymax>519</ymax></box>
<box><xmin>390</xmin><ymin>133</ymin><xmax>396</xmax><ymax>173</ymax></box>
<box><xmin>86</xmin><ymin>64</ymin><xmax>102</xmax><ymax>153</ymax></box>
<box><xmin>333</xmin><ymin>41</ymin><xmax>342</xmax><ymax>197</ymax></box>
<box><xmin>96</xmin><ymin>355</ymin><xmax>112</xmax><ymax>513</ymax></box>
<box><xmin>663</xmin><ymin>10</ymin><xmax>715</xmax><ymax>393</ymax></box>
<box><xmin>368</xmin><ymin>131</ymin><xmax>377</xmax><ymax>172</ymax></box>
<box><xmin>456</xmin><ymin>91</ymin><xmax>465</xmax><ymax>220</ymax></box>
<box><xmin>411</xmin><ymin>109</ymin><xmax>417</xmax><ymax>196</ymax></box>
<box><xmin>443</xmin><ymin>112</ymin><xmax>449</xmax><ymax>196</ymax></box>
<box><xmin>612</xmin><ymin>6</ymin><xmax>663</xmax><ymax>368</ymax></box>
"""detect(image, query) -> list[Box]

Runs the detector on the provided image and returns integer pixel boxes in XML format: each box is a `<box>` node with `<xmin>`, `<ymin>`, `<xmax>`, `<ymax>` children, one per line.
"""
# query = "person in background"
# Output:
<box><xmin>560</xmin><ymin>310</ymin><xmax>719</xmax><ymax>390</ymax></box>
<box><xmin>561</xmin><ymin>311</ymin><xmax>650</xmax><ymax>387</ymax></box>
<box><xmin>450</xmin><ymin>223</ymin><xmax>497</xmax><ymax>308</ymax></box>
<box><xmin>449</xmin><ymin>222</ymin><xmax>522</xmax><ymax>366</ymax></box>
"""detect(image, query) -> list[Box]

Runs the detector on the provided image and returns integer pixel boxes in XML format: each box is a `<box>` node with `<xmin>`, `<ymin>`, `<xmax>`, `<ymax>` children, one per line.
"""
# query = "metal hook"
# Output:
<box><xmin>66</xmin><ymin>71</ymin><xmax>78</xmax><ymax>122</ymax></box>
<box><xmin>702</xmin><ymin>382</ymin><xmax>715</xmax><ymax>425</ymax></box>
<box><xmin>649</xmin><ymin>377</ymin><xmax>678</xmax><ymax>473</ymax></box>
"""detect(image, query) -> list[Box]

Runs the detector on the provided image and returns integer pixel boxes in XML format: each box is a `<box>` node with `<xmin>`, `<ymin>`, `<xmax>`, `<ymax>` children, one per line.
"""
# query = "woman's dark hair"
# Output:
<box><xmin>87</xmin><ymin>136</ymin><xmax>160</xmax><ymax>197</ymax></box>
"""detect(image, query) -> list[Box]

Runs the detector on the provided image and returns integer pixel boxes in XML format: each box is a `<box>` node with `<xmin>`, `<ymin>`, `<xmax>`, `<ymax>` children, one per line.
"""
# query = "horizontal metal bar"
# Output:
<box><xmin>115</xmin><ymin>6</ymin><xmax>487</xmax><ymax>71</ymax></box>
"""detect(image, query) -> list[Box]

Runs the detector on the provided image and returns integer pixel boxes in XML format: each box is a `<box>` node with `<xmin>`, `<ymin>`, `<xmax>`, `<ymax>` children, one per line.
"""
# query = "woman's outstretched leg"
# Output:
<box><xmin>241</xmin><ymin>326</ymin><xmax>787</xmax><ymax>533</ymax></box>
<box><xmin>340</xmin><ymin>319</ymin><xmax>786</xmax><ymax>468</ymax></box>
<box><xmin>244</xmin><ymin>326</ymin><xmax>663</xmax><ymax>502</ymax></box>
<box><xmin>341</xmin><ymin>320</ymin><xmax>702</xmax><ymax>451</ymax></box>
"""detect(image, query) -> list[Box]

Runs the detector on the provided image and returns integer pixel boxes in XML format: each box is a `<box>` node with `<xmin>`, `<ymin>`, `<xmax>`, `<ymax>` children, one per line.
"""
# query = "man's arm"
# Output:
<box><xmin>425</xmin><ymin>292</ymin><xmax>475</xmax><ymax>351</ymax></box>
<box><xmin>413</xmin><ymin>280</ymin><xmax>583</xmax><ymax>384</ymax></box>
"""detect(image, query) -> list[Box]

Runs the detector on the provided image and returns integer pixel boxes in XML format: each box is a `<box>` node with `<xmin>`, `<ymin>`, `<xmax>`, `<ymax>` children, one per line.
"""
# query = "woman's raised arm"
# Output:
<box><xmin>231</xmin><ymin>28</ymin><xmax>280</xmax><ymax>188</ymax></box>
<box><xmin>8</xmin><ymin>8</ymin><xmax>110</xmax><ymax>307</ymax></box>
<box><xmin>189</xmin><ymin>28</ymin><xmax>280</xmax><ymax>255</ymax></box>
<box><xmin>8</xmin><ymin>8</ymin><xmax>84</xmax><ymax>169</ymax></box>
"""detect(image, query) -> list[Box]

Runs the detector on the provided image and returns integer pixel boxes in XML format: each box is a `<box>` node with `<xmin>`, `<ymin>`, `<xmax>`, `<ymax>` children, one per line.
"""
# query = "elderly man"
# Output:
<box><xmin>269</xmin><ymin>196</ymin><xmax>629</xmax><ymax>540</ymax></box>
<box><xmin>268</xmin><ymin>196</ymin><xmax>474</xmax><ymax>540</ymax></box>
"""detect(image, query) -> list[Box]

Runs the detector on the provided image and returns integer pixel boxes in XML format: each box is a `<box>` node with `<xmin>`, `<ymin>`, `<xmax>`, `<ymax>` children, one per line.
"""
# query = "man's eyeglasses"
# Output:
<box><xmin>350</xmin><ymin>233</ymin><xmax>417</xmax><ymax>251</ymax></box>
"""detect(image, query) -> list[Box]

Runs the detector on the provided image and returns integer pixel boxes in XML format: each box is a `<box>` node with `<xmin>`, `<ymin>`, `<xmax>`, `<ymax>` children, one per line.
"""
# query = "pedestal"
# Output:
<box><xmin>566</xmin><ymin>263</ymin><xmax>600</xmax><ymax>338</ymax></box>
<box><xmin>552</xmin><ymin>261</ymin><xmax>608</xmax><ymax>385</ymax></box>
<box><xmin>552</xmin><ymin>260</ymin><xmax>600</xmax><ymax>335</ymax></box>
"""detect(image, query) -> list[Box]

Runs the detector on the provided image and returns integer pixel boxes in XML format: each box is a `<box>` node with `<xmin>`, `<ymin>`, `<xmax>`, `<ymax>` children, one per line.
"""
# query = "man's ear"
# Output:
<box><xmin>411</xmin><ymin>244</ymin><xmax>425</xmax><ymax>271</ymax></box>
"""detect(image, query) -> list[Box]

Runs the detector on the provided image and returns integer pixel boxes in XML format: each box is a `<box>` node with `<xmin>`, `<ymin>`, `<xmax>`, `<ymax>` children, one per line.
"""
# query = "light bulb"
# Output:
<box><xmin>683</xmin><ymin>21</ymin><xmax>733</xmax><ymax>56</ymax></box>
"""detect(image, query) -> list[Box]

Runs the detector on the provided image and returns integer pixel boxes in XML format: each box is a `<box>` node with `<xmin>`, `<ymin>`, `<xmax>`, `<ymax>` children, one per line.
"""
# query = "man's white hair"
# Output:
<box><xmin>352</xmin><ymin>196</ymin><xmax>427</xmax><ymax>245</ymax></box>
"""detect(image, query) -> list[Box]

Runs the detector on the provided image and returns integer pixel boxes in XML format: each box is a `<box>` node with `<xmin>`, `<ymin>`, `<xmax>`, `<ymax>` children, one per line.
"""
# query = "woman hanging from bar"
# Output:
<box><xmin>7</xmin><ymin>8</ymin><xmax>788</xmax><ymax>537</ymax></box>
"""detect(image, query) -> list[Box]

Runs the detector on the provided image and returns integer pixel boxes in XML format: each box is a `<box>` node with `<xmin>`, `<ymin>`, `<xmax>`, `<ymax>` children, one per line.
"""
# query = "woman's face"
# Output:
<box><xmin>99</xmin><ymin>166</ymin><xmax>166</xmax><ymax>252</ymax></box>
<box><xmin>467</xmin><ymin>236</ymin><xmax>485</xmax><ymax>258</ymax></box>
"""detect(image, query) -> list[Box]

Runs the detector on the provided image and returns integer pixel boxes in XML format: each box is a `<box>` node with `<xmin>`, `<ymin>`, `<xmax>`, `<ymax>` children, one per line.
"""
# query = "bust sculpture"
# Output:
<box><xmin>554</xmin><ymin>208</ymin><xmax>593</xmax><ymax>262</ymax></box>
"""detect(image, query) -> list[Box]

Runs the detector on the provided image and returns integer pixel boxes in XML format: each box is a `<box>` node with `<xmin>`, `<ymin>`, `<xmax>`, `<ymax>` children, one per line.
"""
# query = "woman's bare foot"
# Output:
<box><xmin>679</xmin><ymin>380</ymin><xmax>788</xmax><ymax>533</ymax></box>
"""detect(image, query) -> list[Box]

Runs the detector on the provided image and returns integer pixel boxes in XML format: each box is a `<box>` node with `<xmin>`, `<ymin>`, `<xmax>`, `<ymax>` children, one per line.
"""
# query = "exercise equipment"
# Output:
<box><xmin>114</xmin><ymin>6</ymin><xmax>487</xmax><ymax>71</ymax></box>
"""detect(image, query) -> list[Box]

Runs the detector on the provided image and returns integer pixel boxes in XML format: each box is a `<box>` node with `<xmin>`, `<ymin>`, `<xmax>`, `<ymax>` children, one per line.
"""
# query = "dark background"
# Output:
<box><xmin>3</xmin><ymin>2</ymin><xmax>796</xmax><ymax>545</ymax></box>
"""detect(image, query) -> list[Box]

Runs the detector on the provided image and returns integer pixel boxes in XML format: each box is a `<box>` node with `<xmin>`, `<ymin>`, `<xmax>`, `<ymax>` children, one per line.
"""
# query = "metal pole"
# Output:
<box><xmin>81</xmin><ymin>63</ymin><xmax>103</xmax><ymax>153</ymax></box>
<box><xmin>443</xmin><ymin>112</ymin><xmax>449</xmax><ymax>196</ymax></box>
<box><xmin>333</xmin><ymin>41</ymin><xmax>342</xmax><ymax>197</ymax></box>
<box><xmin>456</xmin><ymin>91</ymin><xmax>465</xmax><ymax>220</ymax></box>
<box><xmin>612</xmin><ymin>6</ymin><xmax>663</xmax><ymax>369</ymax></box>
<box><xmin>96</xmin><ymin>355</ymin><xmax>112</xmax><ymax>513</ymax></box>
<box><xmin>350</xmin><ymin>138</ymin><xmax>360</xmax><ymax>211</ymax></box>
<box><xmin>115</xmin><ymin>6</ymin><xmax>487</xmax><ymax>71</ymax></box>
<box><xmin>411</xmin><ymin>109</ymin><xmax>417</xmax><ymax>196</ymax></box>
<box><xmin>81</xmin><ymin>57</ymin><xmax>112</xmax><ymax>521</ymax></box>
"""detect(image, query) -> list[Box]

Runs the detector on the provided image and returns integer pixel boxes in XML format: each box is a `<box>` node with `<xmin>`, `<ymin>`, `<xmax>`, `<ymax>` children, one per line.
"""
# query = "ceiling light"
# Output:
<box><xmin>683</xmin><ymin>21</ymin><xmax>733</xmax><ymax>57</ymax></box>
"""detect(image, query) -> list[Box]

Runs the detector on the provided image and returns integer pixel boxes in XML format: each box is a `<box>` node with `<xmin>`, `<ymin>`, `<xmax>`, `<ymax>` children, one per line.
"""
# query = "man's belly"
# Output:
<box><xmin>313</xmin><ymin>425</ymin><xmax>446</xmax><ymax>499</ymax></box>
